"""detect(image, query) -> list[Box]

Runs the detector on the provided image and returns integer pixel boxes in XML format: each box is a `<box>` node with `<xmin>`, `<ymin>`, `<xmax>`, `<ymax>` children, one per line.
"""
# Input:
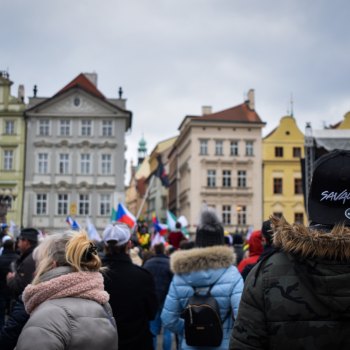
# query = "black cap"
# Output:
<box><xmin>19</xmin><ymin>228</ymin><xmax>39</xmax><ymax>243</ymax></box>
<box><xmin>308</xmin><ymin>150</ymin><xmax>350</xmax><ymax>226</ymax></box>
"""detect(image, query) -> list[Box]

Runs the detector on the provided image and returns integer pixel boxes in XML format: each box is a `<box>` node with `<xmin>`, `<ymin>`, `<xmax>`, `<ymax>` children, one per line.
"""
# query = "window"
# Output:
<box><xmin>273</xmin><ymin>178</ymin><xmax>283</xmax><ymax>194</ymax></box>
<box><xmin>237</xmin><ymin>170</ymin><xmax>247</xmax><ymax>188</ymax></box>
<box><xmin>294</xmin><ymin>212</ymin><xmax>304</xmax><ymax>224</ymax></box>
<box><xmin>59</xmin><ymin>154</ymin><xmax>69</xmax><ymax>174</ymax></box>
<box><xmin>245</xmin><ymin>141</ymin><xmax>254</xmax><ymax>156</ymax></box>
<box><xmin>79</xmin><ymin>194</ymin><xmax>90</xmax><ymax>215</ymax></box>
<box><xmin>60</xmin><ymin>120</ymin><xmax>71</xmax><ymax>136</ymax></box>
<box><xmin>101</xmin><ymin>154</ymin><xmax>112</xmax><ymax>174</ymax></box>
<box><xmin>200</xmin><ymin>140</ymin><xmax>208</xmax><ymax>155</ymax></box>
<box><xmin>4</xmin><ymin>120</ymin><xmax>15</xmax><ymax>134</ymax></box>
<box><xmin>207</xmin><ymin>170</ymin><xmax>216</xmax><ymax>187</ymax></box>
<box><xmin>38</xmin><ymin>153</ymin><xmax>48</xmax><ymax>174</ymax></box>
<box><xmin>230</xmin><ymin>141</ymin><xmax>239</xmax><ymax>156</ymax></box>
<box><xmin>3</xmin><ymin>150</ymin><xmax>13</xmax><ymax>170</ymax></box>
<box><xmin>222</xmin><ymin>170</ymin><xmax>231</xmax><ymax>187</ymax></box>
<box><xmin>36</xmin><ymin>194</ymin><xmax>47</xmax><ymax>215</ymax></box>
<box><xmin>39</xmin><ymin>120</ymin><xmax>50</xmax><ymax>136</ymax></box>
<box><xmin>294</xmin><ymin>178</ymin><xmax>303</xmax><ymax>194</ymax></box>
<box><xmin>237</xmin><ymin>205</ymin><xmax>246</xmax><ymax>225</ymax></box>
<box><xmin>81</xmin><ymin>120</ymin><xmax>92</xmax><ymax>136</ymax></box>
<box><xmin>222</xmin><ymin>205</ymin><xmax>231</xmax><ymax>225</ymax></box>
<box><xmin>57</xmin><ymin>194</ymin><xmax>69</xmax><ymax>215</ymax></box>
<box><xmin>161</xmin><ymin>196</ymin><xmax>167</xmax><ymax>210</ymax></box>
<box><xmin>273</xmin><ymin>212</ymin><xmax>283</xmax><ymax>218</ymax></box>
<box><xmin>293</xmin><ymin>147</ymin><xmax>302</xmax><ymax>158</ymax></box>
<box><xmin>215</xmin><ymin>140</ymin><xmax>224</xmax><ymax>156</ymax></box>
<box><xmin>100</xmin><ymin>194</ymin><xmax>111</xmax><ymax>216</ymax></box>
<box><xmin>275</xmin><ymin>147</ymin><xmax>283</xmax><ymax>157</ymax></box>
<box><xmin>102</xmin><ymin>121</ymin><xmax>113</xmax><ymax>137</ymax></box>
<box><xmin>80</xmin><ymin>154</ymin><xmax>91</xmax><ymax>174</ymax></box>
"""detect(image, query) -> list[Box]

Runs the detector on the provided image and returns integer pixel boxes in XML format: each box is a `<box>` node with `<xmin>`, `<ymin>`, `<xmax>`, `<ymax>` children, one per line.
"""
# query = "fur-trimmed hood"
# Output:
<box><xmin>272</xmin><ymin>216</ymin><xmax>350</xmax><ymax>261</ymax></box>
<box><xmin>170</xmin><ymin>245</ymin><xmax>235</xmax><ymax>275</ymax></box>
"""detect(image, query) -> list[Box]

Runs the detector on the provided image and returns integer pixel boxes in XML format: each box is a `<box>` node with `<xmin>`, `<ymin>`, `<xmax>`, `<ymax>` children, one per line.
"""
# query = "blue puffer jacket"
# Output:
<box><xmin>161</xmin><ymin>245</ymin><xmax>243</xmax><ymax>350</ymax></box>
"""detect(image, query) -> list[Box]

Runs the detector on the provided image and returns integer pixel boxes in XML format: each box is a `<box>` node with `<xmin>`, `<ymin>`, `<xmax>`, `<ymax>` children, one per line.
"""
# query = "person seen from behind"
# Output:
<box><xmin>167</xmin><ymin>221</ymin><xmax>187</xmax><ymax>250</ymax></box>
<box><xmin>6</xmin><ymin>228</ymin><xmax>39</xmax><ymax>298</ymax></box>
<box><xmin>102</xmin><ymin>222</ymin><xmax>158</xmax><ymax>350</ymax></box>
<box><xmin>237</xmin><ymin>229</ymin><xmax>263</xmax><ymax>280</ymax></box>
<box><xmin>161</xmin><ymin>207</ymin><xmax>243</xmax><ymax>350</ymax></box>
<box><xmin>230</xmin><ymin>149</ymin><xmax>350</xmax><ymax>350</ymax></box>
<box><xmin>15</xmin><ymin>230</ymin><xmax>118</xmax><ymax>350</ymax></box>
<box><xmin>143</xmin><ymin>243</ymin><xmax>173</xmax><ymax>350</ymax></box>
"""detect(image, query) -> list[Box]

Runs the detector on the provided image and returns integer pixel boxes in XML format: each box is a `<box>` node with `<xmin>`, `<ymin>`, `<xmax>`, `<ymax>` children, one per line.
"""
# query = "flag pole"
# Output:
<box><xmin>136</xmin><ymin>175</ymin><xmax>156</xmax><ymax>222</ymax></box>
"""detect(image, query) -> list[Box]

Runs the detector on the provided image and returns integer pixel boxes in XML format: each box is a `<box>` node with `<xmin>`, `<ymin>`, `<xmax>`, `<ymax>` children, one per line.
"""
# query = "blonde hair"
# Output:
<box><xmin>32</xmin><ymin>229</ymin><xmax>101</xmax><ymax>285</ymax></box>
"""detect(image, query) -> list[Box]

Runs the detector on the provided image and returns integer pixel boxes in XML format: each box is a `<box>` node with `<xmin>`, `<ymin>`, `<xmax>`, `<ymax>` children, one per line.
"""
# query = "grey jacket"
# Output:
<box><xmin>16</xmin><ymin>297</ymin><xmax>118</xmax><ymax>350</ymax></box>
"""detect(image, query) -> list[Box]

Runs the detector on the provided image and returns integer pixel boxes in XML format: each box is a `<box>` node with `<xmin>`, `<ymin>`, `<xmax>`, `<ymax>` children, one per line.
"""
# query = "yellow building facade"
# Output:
<box><xmin>0</xmin><ymin>72</ymin><xmax>26</xmax><ymax>226</ymax></box>
<box><xmin>263</xmin><ymin>115</ymin><xmax>306</xmax><ymax>224</ymax></box>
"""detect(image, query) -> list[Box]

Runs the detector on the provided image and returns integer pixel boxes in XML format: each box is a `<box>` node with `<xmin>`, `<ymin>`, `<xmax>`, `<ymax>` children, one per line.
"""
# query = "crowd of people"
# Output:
<box><xmin>0</xmin><ymin>149</ymin><xmax>349</xmax><ymax>349</ymax></box>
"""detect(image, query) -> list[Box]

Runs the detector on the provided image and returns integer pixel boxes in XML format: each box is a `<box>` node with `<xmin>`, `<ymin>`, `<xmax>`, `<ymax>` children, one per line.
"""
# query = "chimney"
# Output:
<box><xmin>18</xmin><ymin>84</ymin><xmax>25</xmax><ymax>102</ymax></box>
<box><xmin>202</xmin><ymin>106</ymin><xmax>212</xmax><ymax>115</ymax></box>
<box><xmin>84</xmin><ymin>72</ymin><xmax>98</xmax><ymax>86</ymax></box>
<box><xmin>247</xmin><ymin>89</ymin><xmax>255</xmax><ymax>110</ymax></box>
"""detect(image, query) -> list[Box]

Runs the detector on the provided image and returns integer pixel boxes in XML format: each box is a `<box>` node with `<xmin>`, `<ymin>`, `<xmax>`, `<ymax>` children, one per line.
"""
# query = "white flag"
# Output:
<box><xmin>86</xmin><ymin>217</ymin><xmax>101</xmax><ymax>242</ymax></box>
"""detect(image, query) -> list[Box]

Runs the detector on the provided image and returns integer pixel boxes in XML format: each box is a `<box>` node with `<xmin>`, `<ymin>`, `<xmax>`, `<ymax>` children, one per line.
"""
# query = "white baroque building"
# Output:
<box><xmin>23</xmin><ymin>73</ymin><xmax>132</xmax><ymax>232</ymax></box>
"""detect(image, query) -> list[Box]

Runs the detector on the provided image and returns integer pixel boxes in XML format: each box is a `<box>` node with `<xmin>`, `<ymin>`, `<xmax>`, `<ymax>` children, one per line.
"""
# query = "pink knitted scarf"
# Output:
<box><xmin>23</xmin><ymin>271</ymin><xmax>109</xmax><ymax>314</ymax></box>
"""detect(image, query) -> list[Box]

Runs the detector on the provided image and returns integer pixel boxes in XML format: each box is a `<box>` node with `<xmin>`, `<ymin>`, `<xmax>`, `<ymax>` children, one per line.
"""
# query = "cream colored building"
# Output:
<box><xmin>168</xmin><ymin>90</ymin><xmax>265</xmax><ymax>234</ymax></box>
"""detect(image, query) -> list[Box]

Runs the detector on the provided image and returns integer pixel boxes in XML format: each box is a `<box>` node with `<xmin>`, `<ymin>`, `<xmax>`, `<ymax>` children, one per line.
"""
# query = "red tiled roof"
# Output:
<box><xmin>55</xmin><ymin>73</ymin><xmax>105</xmax><ymax>99</ymax></box>
<box><xmin>200</xmin><ymin>102</ymin><xmax>263</xmax><ymax>123</ymax></box>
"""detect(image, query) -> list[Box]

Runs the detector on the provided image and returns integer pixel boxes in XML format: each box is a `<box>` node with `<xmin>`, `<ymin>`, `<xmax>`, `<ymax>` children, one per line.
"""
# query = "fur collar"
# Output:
<box><xmin>272</xmin><ymin>216</ymin><xmax>350</xmax><ymax>261</ymax></box>
<box><xmin>170</xmin><ymin>245</ymin><xmax>235</xmax><ymax>274</ymax></box>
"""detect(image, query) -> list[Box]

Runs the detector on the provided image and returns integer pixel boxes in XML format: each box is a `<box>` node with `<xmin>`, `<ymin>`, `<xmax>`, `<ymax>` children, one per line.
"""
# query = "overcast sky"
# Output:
<box><xmin>2</xmin><ymin>0</ymin><xmax>350</xmax><ymax>183</ymax></box>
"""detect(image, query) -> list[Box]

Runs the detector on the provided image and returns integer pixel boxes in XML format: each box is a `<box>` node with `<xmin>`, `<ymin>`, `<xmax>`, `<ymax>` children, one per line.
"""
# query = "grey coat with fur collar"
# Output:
<box><xmin>161</xmin><ymin>245</ymin><xmax>243</xmax><ymax>350</ymax></box>
<box><xmin>230</xmin><ymin>217</ymin><xmax>350</xmax><ymax>350</ymax></box>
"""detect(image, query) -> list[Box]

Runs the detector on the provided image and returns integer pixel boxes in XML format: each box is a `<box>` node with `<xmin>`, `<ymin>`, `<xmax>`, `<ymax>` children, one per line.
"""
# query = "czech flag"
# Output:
<box><xmin>66</xmin><ymin>216</ymin><xmax>80</xmax><ymax>231</ymax></box>
<box><xmin>152</xmin><ymin>212</ymin><xmax>168</xmax><ymax>236</ymax></box>
<box><xmin>116</xmin><ymin>203</ymin><xmax>136</xmax><ymax>229</ymax></box>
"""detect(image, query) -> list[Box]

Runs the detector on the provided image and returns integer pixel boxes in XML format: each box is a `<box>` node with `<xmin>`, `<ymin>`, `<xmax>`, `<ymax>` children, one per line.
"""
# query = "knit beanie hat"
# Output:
<box><xmin>308</xmin><ymin>149</ymin><xmax>350</xmax><ymax>227</ymax></box>
<box><xmin>195</xmin><ymin>208</ymin><xmax>224</xmax><ymax>247</ymax></box>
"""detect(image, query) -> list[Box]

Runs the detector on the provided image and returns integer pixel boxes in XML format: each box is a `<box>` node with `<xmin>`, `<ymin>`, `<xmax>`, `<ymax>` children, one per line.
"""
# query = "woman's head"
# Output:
<box><xmin>32</xmin><ymin>230</ymin><xmax>101</xmax><ymax>284</ymax></box>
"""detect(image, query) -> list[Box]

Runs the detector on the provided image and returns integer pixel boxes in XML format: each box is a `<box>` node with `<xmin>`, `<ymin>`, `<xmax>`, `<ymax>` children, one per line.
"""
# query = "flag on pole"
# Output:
<box><xmin>177</xmin><ymin>215</ymin><xmax>190</xmax><ymax>238</ymax></box>
<box><xmin>110</xmin><ymin>207</ymin><xmax>117</xmax><ymax>222</ymax></box>
<box><xmin>166</xmin><ymin>210</ymin><xmax>177</xmax><ymax>231</ymax></box>
<box><xmin>116</xmin><ymin>203</ymin><xmax>136</xmax><ymax>229</ymax></box>
<box><xmin>153</xmin><ymin>155</ymin><xmax>169</xmax><ymax>188</ymax></box>
<box><xmin>8</xmin><ymin>220</ymin><xmax>18</xmax><ymax>238</ymax></box>
<box><xmin>152</xmin><ymin>212</ymin><xmax>168</xmax><ymax>236</ymax></box>
<box><xmin>86</xmin><ymin>217</ymin><xmax>101</xmax><ymax>242</ymax></box>
<box><xmin>66</xmin><ymin>216</ymin><xmax>80</xmax><ymax>231</ymax></box>
<box><xmin>151</xmin><ymin>232</ymin><xmax>166</xmax><ymax>247</ymax></box>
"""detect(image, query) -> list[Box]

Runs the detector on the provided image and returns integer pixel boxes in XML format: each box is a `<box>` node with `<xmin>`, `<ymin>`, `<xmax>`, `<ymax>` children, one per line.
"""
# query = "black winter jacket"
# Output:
<box><xmin>102</xmin><ymin>252</ymin><xmax>158</xmax><ymax>350</ymax></box>
<box><xmin>143</xmin><ymin>253</ymin><xmax>173</xmax><ymax>308</ymax></box>
<box><xmin>0</xmin><ymin>250</ymin><xmax>19</xmax><ymax>298</ymax></box>
<box><xmin>0</xmin><ymin>296</ymin><xmax>29</xmax><ymax>350</ymax></box>
<box><xmin>230</xmin><ymin>217</ymin><xmax>350</xmax><ymax>350</ymax></box>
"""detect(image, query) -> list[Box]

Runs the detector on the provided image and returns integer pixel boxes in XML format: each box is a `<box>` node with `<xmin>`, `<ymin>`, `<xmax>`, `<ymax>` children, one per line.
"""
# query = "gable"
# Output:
<box><xmin>26</xmin><ymin>89</ymin><xmax>127</xmax><ymax>118</ymax></box>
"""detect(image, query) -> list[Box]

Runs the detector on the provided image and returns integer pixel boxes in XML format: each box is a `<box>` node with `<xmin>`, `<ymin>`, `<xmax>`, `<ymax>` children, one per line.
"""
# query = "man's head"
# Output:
<box><xmin>103</xmin><ymin>223</ymin><xmax>131</xmax><ymax>254</ymax></box>
<box><xmin>18</xmin><ymin>228</ymin><xmax>39</xmax><ymax>254</ymax></box>
<box><xmin>308</xmin><ymin>149</ymin><xmax>350</xmax><ymax>227</ymax></box>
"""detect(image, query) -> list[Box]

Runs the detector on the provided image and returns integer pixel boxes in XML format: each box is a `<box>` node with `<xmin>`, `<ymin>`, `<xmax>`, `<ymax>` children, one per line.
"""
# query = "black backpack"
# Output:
<box><xmin>181</xmin><ymin>284</ymin><xmax>228</xmax><ymax>347</ymax></box>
